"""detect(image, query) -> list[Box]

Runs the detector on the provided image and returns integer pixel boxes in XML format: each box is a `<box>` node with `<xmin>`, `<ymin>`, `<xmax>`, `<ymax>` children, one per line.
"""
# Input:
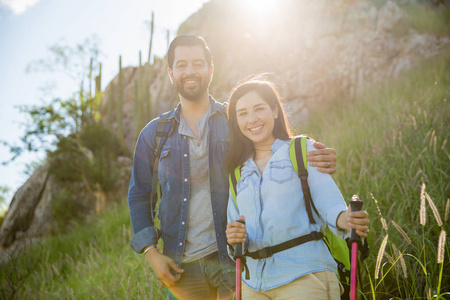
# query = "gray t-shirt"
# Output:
<box><xmin>178</xmin><ymin>105</ymin><xmax>218</xmax><ymax>263</ymax></box>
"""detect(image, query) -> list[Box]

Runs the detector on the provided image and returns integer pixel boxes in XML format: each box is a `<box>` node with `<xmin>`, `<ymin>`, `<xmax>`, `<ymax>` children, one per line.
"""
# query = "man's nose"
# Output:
<box><xmin>185</xmin><ymin>64</ymin><xmax>195</xmax><ymax>74</ymax></box>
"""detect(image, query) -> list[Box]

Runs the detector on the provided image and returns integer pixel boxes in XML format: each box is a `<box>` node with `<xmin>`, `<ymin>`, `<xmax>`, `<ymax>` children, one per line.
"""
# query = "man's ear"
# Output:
<box><xmin>167</xmin><ymin>68</ymin><xmax>174</xmax><ymax>84</ymax></box>
<box><xmin>209</xmin><ymin>66</ymin><xmax>214</xmax><ymax>82</ymax></box>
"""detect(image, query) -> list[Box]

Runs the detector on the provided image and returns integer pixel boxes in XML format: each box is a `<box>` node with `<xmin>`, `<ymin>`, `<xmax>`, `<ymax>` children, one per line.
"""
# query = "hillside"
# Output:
<box><xmin>1</xmin><ymin>45</ymin><xmax>448</xmax><ymax>300</ymax></box>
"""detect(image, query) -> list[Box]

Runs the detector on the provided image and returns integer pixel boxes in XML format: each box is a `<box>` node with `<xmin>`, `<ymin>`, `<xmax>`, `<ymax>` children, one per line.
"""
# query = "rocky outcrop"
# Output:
<box><xmin>0</xmin><ymin>156</ymin><xmax>132</xmax><ymax>253</ymax></box>
<box><xmin>0</xmin><ymin>164</ymin><xmax>49</xmax><ymax>248</ymax></box>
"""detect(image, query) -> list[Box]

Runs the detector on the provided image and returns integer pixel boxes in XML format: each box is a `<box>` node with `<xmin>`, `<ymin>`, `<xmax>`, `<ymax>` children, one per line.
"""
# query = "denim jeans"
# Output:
<box><xmin>167</xmin><ymin>251</ymin><xmax>235</xmax><ymax>300</ymax></box>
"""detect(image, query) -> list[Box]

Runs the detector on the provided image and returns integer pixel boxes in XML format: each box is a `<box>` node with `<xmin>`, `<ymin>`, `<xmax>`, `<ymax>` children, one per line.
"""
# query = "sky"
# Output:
<box><xmin>0</xmin><ymin>0</ymin><xmax>210</xmax><ymax>208</ymax></box>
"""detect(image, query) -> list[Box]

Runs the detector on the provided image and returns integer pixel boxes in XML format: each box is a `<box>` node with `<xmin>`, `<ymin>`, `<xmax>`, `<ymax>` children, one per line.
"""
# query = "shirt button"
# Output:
<box><xmin>184</xmin><ymin>178</ymin><xmax>188</xmax><ymax>182</ymax></box>
<box><xmin>184</xmin><ymin>154</ymin><xmax>187</xmax><ymax>157</ymax></box>
<box><xmin>183</xmin><ymin>198</ymin><xmax>187</xmax><ymax>201</ymax></box>
<box><xmin>182</xmin><ymin>222</ymin><xmax>185</xmax><ymax>225</ymax></box>
<box><xmin>180</xmin><ymin>243</ymin><xmax>183</xmax><ymax>246</ymax></box>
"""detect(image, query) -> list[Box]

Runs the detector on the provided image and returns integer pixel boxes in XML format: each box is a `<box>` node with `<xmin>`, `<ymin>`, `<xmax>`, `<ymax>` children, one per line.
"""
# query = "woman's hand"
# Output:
<box><xmin>226</xmin><ymin>216</ymin><xmax>247</xmax><ymax>247</ymax></box>
<box><xmin>337</xmin><ymin>207</ymin><xmax>370</xmax><ymax>238</ymax></box>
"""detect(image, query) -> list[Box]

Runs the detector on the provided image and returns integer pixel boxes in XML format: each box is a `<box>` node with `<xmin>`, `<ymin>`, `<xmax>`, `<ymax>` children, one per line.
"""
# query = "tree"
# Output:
<box><xmin>1</xmin><ymin>37</ymin><xmax>103</xmax><ymax>164</ymax></box>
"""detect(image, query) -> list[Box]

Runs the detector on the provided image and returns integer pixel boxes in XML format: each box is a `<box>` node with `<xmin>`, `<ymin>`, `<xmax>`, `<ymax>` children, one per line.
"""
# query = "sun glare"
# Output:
<box><xmin>241</xmin><ymin>0</ymin><xmax>277</xmax><ymax>16</ymax></box>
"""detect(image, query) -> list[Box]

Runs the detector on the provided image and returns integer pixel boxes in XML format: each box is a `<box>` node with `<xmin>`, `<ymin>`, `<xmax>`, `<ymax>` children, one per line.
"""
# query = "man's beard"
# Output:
<box><xmin>174</xmin><ymin>74</ymin><xmax>210</xmax><ymax>101</ymax></box>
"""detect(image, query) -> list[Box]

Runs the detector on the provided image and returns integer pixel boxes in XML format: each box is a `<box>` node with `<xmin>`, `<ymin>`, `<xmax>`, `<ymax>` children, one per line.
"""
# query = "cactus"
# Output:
<box><xmin>94</xmin><ymin>63</ymin><xmax>102</xmax><ymax>122</ymax></box>
<box><xmin>117</xmin><ymin>56</ymin><xmax>123</xmax><ymax>139</ymax></box>
<box><xmin>107</xmin><ymin>81</ymin><xmax>114</xmax><ymax>128</ymax></box>
<box><xmin>134</xmin><ymin>78</ymin><xmax>140</xmax><ymax>139</ymax></box>
<box><xmin>95</xmin><ymin>63</ymin><xmax>102</xmax><ymax>95</ymax></box>
<box><xmin>147</xmin><ymin>11</ymin><xmax>154</xmax><ymax>64</ymax></box>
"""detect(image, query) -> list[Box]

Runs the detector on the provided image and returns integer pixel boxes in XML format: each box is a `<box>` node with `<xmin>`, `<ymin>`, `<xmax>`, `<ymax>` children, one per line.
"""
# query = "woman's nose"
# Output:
<box><xmin>248</xmin><ymin>112</ymin><xmax>258</xmax><ymax>123</ymax></box>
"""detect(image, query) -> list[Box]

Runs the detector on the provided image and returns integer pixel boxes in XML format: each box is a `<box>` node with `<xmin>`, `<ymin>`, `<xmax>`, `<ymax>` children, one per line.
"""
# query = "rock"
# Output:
<box><xmin>0</xmin><ymin>164</ymin><xmax>49</xmax><ymax>248</ymax></box>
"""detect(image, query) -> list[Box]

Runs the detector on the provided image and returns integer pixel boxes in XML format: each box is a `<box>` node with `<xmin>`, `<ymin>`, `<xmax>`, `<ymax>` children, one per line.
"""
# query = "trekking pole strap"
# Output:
<box><xmin>246</xmin><ymin>231</ymin><xmax>324</xmax><ymax>260</ymax></box>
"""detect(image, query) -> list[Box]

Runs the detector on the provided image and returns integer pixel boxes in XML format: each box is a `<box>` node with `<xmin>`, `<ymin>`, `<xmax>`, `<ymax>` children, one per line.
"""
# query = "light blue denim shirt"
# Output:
<box><xmin>227</xmin><ymin>138</ymin><xmax>348</xmax><ymax>292</ymax></box>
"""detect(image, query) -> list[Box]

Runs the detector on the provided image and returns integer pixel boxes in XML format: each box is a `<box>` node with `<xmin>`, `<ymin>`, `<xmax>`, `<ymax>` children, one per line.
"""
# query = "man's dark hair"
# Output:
<box><xmin>167</xmin><ymin>35</ymin><xmax>213</xmax><ymax>69</ymax></box>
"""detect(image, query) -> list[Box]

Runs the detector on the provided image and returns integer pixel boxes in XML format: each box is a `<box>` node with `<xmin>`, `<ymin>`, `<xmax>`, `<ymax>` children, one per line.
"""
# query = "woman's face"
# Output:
<box><xmin>235</xmin><ymin>90</ymin><xmax>278</xmax><ymax>148</ymax></box>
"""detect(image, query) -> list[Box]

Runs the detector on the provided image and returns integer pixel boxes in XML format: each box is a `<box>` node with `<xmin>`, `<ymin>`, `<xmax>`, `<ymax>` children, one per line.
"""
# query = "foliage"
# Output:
<box><xmin>26</xmin><ymin>36</ymin><xmax>101</xmax><ymax>84</ymax></box>
<box><xmin>47</xmin><ymin>122</ymin><xmax>129</xmax><ymax>227</ymax></box>
<box><xmin>48</xmin><ymin>122</ymin><xmax>129</xmax><ymax>190</ymax></box>
<box><xmin>0</xmin><ymin>186</ymin><xmax>11</xmax><ymax>227</ymax></box>
<box><xmin>2</xmin><ymin>38</ymin><xmax>102</xmax><ymax>163</ymax></box>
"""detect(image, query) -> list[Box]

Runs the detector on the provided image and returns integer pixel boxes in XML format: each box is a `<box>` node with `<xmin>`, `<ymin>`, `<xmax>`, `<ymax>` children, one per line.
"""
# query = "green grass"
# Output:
<box><xmin>302</xmin><ymin>50</ymin><xmax>450</xmax><ymax>299</ymax></box>
<box><xmin>0</xmin><ymin>201</ymin><xmax>165</xmax><ymax>299</ymax></box>
<box><xmin>1</xmin><ymin>48</ymin><xmax>449</xmax><ymax>300</ymax></box>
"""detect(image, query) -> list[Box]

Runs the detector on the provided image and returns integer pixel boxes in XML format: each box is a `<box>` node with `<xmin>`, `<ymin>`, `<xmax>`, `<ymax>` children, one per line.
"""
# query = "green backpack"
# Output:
<box><xmin>229</xmin><ymin>136</ymin><xmax>355</xmax><ymax>299</ymax></box>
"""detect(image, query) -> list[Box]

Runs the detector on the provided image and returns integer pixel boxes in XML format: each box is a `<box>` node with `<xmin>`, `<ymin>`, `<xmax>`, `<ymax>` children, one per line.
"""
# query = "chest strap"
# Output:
<box><xmin>245</xmin><ymin>231</ymin><xmax>324</xmax><ymax>260</ymax></box>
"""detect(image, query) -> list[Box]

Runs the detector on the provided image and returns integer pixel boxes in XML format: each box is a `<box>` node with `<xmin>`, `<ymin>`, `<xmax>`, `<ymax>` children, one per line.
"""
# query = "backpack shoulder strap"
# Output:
<box><xmin>289</xmin><ymin>136</ymin><xmax>319</xmax><ymax>224</ymax></box>
<box><xmin>154</xmin><ymin>111</ymin><xmax>176</xmax><ymax>157</ymax></box>
<box><xmin>229</xmin><ymin>166</ymin><xmax>241</xmax><ymax>208</ymax></box>
<box><xmin>150</xmin><ymin>112</ymin><xmax>177</xmax><ymax>222</ymax></box>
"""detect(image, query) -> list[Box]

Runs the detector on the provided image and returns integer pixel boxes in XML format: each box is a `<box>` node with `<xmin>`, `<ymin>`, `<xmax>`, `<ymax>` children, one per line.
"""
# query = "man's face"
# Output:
<box><xmin>168</xmin><ymin>45</ymin><xmax>213</xmax><ymax>101</ymax></box>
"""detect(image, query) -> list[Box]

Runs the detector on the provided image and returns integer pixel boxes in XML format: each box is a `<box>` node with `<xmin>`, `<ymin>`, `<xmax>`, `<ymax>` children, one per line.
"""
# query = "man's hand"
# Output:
<box><xmin>226</xmin><ymin>216</ymin><xmax>246</xmax><ymax>248</ymax></box>
<box><xmin>307</xmin><ymin>141</ymin><xmax>336</xmax><ymax>174</ymax></box>
<box><xmin>145</xmin><ymin>247</ymin><xmax>185</xmax><ymax>288</ymax></box>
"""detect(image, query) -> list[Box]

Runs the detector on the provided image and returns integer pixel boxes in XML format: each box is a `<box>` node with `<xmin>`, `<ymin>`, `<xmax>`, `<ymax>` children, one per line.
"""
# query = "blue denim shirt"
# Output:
<box><xmin>227</xmin><ymin>139</ymin><xmax>348</xmax><ymax>291</ymax></box>
<box><xmin>128</xmin><ymin>97</ymin><xmax>234</xmax><ymax>270</ymax></box>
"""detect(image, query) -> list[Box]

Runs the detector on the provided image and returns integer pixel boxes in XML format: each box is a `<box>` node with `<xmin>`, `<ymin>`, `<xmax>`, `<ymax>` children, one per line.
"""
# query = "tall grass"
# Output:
<box><xmin>302</xmin><ymin>50</ymin><xmax>450</xmax><ymax>299</ymax></box>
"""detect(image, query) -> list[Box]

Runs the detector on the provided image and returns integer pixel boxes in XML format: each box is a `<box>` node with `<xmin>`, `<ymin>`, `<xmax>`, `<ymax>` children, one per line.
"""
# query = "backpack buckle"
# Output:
<box><xmin>311</xmin><ymin>231</ymin><xmax>322</xmax><ymax>241</ymax></box>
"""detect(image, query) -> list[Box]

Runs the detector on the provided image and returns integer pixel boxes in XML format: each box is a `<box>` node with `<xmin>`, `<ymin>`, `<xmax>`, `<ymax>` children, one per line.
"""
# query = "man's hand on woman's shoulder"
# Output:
<box><xmin>307</xmin><ymin>141</ymin><xmax>337</xmax><ymax>174</ymax></box>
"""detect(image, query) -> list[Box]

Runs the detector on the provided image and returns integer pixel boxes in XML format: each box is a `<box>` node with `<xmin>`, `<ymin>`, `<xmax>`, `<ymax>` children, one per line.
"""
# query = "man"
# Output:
<box><xmin>128</xmin><ymin>35</ymin><xmax>337</xmax><ymax>300</ymax></box>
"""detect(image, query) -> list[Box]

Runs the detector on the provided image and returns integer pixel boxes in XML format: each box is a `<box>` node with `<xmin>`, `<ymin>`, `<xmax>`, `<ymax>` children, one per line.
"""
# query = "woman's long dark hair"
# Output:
<box><xmin>226</xmin><ymin>78</ymin><xmax>292</xmax><ymax>173</ymax></box>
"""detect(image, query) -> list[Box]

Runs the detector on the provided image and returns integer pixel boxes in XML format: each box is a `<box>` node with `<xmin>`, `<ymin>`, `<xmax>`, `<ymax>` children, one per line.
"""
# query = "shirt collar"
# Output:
<box><xmin>241</xmin><ymin>138</ymin><xmax>290</xmax><ymax>173</ymax></box>
<box><xmin>166</xmin><ymin>95</ymin><xmax>225</xmax><ymax>123</ymax></box>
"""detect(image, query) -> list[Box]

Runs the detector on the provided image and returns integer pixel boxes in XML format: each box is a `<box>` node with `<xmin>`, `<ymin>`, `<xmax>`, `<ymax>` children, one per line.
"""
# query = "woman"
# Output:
<box><xmin>225</xmin><ymin>79</ymin><xmax>370</xmax><ymax>299</ymax></box>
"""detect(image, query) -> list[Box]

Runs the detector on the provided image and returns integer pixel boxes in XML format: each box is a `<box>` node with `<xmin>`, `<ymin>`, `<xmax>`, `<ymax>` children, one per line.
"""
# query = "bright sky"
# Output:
<box><xmin>0</xmin><ymin>0</ymin><xmax>209</xmax><ymax>207</ymax></box>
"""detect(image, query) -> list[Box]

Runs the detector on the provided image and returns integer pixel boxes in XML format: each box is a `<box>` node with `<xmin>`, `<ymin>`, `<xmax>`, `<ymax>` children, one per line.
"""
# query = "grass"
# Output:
<box><xmin>302</xmin><ymin>50</ymin><xmax>450</xmax><ymax>299</ymax></box>
<box><xmin>1</xmin><ymin>44</ymin><xmax>449</xmax><ymax>300</ymax></box>
<box><xmin>0</xmin><ymin>201</ymin><xmax>165</xmax><ymax>299</ymax></box>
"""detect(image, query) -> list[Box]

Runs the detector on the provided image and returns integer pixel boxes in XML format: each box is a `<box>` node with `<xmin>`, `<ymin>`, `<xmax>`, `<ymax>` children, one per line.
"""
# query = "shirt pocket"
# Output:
<box><xmin>269</xmin><ymin>159</ymin><xmax>296</xmax><ymax>184</ymax></box>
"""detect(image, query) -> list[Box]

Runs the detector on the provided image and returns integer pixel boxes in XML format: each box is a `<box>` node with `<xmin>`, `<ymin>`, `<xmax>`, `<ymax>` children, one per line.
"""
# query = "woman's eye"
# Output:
<box><xmin>237</xmin><ymin>112</ymin><xmax>247</xmax><ymax>117</ymax></box>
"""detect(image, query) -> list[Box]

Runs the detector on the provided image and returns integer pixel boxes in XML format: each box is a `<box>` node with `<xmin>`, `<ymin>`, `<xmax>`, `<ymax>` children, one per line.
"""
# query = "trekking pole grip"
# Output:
<box><xmin>349</xmin><ymin>195</ymin><xmax>363</xmax><ymax>243</ymax></box>
<box><xmin>234</xmin><ymin>220</ymin><xmax>246</xmax><ymax>258</ymax></box>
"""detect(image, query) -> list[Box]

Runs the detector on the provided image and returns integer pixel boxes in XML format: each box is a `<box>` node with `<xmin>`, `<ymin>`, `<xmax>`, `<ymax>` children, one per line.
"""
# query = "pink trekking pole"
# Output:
<box><xmin>233</xmin><ymin>220</ymin><xmax>246</xmax><ymax>300</ymax></box>
<box><xmin>350</xmin><ymin>195</ymin><xmax>364</xmax><ymax>300</ymax></box>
